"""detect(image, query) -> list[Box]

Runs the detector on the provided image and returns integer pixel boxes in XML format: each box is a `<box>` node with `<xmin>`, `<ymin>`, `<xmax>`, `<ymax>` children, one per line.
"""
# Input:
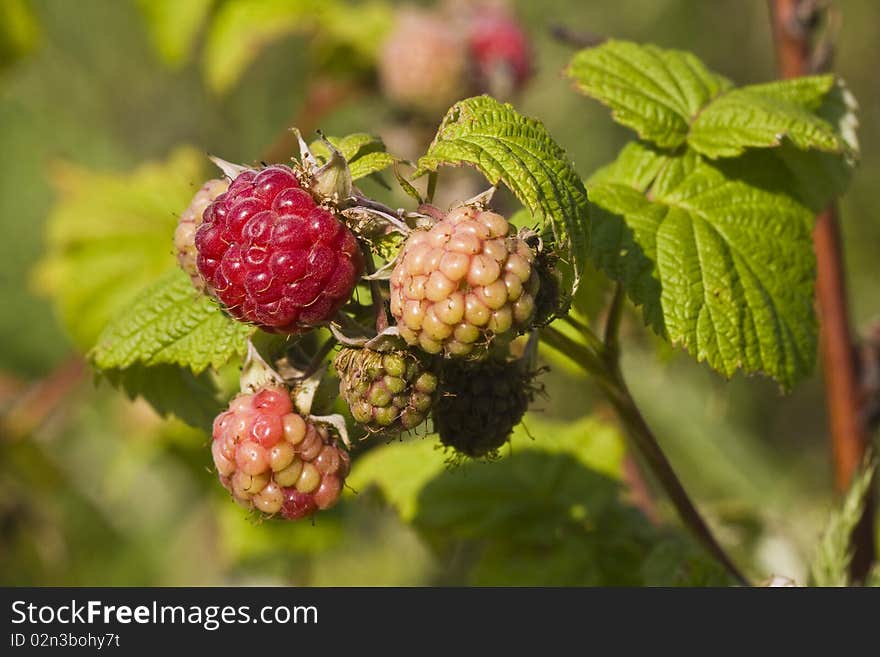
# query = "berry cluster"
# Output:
<box><xmin>212</xmin><ymin>386</ymin><xmax>350</xmax><ymax>520</ymax></box>
<box><xmin>194</xmin><ymin>165</ymin><xmax>363</xmax><ymax>333</ymax></box>
<box><xmin>183</xmin><ymin>141</ymin><xmax>550</xmax><ymax>522</ymax></box>
<box><xmin>389</xmin><ymin>205</ymin><xmax>539</xmax><ymax>357</ymax></box>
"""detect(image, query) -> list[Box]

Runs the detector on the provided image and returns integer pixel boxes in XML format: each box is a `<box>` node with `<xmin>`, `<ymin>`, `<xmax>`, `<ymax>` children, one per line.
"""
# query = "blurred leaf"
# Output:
<box><xmin>311</xmin><ymin>0</ymin><xmax>392</xmax><ymax>78</ymax></box>
<box><xmin>33</xmin><ymin>147</ymin><xmax>207</xmax><ymax>349</ymax></box>
<box><xmin>808</xmin><ymin>459</ymin><xmax>875</xmax><ymax>587</ymax></box>
<box><xmin>348</xmin><ymin>437</ymin><xmax>446</xmax><ymax>522</ymax></box>
<box><xmin>0</xmin><ymin>0</ymin><xmax>40</xmax><ymax>71</ymax></box>
<box><xmin>217</xmin><ymin>498</ymin><xmax>345</xmax><ymax>564</ymax></box>
<box><xmin>92</xmin><ymin>269</ymin><xmax>253</xmax><ymax>375</ymax></box>
<box><xmin>566</xmin><ymin>40</ymin><xmax>731</xmax><ymax>149</ymax></box>
<box><xmin>406</xmin><ymin>416</ymin><xmax>662</xmax><ymax>586</ymax></box>
<box><xmin>203</xmin><ymin>0</ymin><xmax>321</xmax><ymax>92</ymax></box>
<box><xmin>588</xmin><ymin>148</ymin><xmax>816</xmax><ymax>389</ymax></box>
<box><xmin>640</xmin><ymin>537</ymin><xmax>731</xmax><ymax>586</ymax></box>
<box><xmin>100</xmin><ymin>364</ymin><xmax>223</xmax><ymax>431</ymax></box>
<box><xmin>416</xmin><ymin>96</ymin><xmax>590</xmax><ymax>301</ymax></box>
<box><xmin>350</xmin><ymin>415</ymin><xmax>650</xmax><ymax>585</ymax></box>
<box><xmin>137</xmin><ymin>0</ymin><xmax>216</xmax><ymax>68</ymax></box>
<box><xmin>351</xmin><ymin>414</ymin><xmax>625</xmax><ymax>522</ymax></box>
<box><xmin>310</xmin><ymin>495</ymin><xmax>436</xmax><ymax>585</ymax></box>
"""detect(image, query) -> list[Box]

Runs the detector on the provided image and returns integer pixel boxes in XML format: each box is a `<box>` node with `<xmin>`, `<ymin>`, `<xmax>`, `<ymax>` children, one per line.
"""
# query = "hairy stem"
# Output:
<box><xmin>603</xmin><ymin>282</ymin><xmax>625</xmax><ymax>362</ymax></box>
<box><xmin>541</xmin><ymin>326</ymin><xmax>750</xmax><ymax>585</ymax></box>
<box><xmin>361</xmin><ymin>245</ymin><xmax>389</xmax><ymax>333</ymax></box>
<box><xmin>768</xmin><ymin>0</ymin><xmax>875</xmax><ymax>583</ymax></box>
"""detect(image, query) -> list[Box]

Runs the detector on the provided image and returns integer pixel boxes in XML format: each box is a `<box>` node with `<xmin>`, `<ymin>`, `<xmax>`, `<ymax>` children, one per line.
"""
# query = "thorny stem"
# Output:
<box><xmin>768</xmin><ymin>0</ymin><xmax>875</xmax><ymax>583</ymax></box>
<box><xmin>541</xmin><ymin>325</ymin><xmax>751</xmax><ymax>586</ymax></box>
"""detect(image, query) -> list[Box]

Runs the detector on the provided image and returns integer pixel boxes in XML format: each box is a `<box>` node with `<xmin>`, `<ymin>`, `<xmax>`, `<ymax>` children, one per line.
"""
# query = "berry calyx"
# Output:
<box><xmin>194</xmin><ymin>164</ymin><xmax>364</xmax><ymax>334</ymax></box>
<box><xmin>335</xmin><ymin>347</ymin><xmax>438</xmax><ymax>437</ymax></box>
<box><xmin>175</xmin><ymin>178</ymin><xmax>229</xmax><ymax>291</ymax></box>
<box><xmin>211</xmin><ymin>385</ymin><xmax>350</xmax><ymax>520</ymax></box>
<box><xmin>389</xmin><ymin>204</ymin><xmax>540</xmax><ymax>358</ymax></box>
<box><xmin>433</xmin><ymin>356</ymin><xmax>537</xmax><ymax>459</ymax></box>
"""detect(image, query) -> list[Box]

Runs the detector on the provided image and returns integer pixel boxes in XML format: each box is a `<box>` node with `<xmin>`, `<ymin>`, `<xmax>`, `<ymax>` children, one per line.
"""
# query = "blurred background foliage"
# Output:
<box><xmin>1</xmin><ymin>0</ymin><xmax>878</xmax><ymax>586</ymax></box>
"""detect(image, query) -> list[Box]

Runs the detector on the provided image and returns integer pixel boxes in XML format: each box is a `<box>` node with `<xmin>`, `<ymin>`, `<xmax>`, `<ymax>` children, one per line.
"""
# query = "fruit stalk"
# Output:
<box><xmin>768</xmin><ymin>0</ymin><xmax>875</xmax><ymax>582</ymax></box>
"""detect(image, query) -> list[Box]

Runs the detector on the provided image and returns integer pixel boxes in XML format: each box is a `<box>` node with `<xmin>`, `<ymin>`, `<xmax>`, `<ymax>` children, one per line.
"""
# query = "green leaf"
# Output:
<box><xmin>568</xmin><ymin>42</ymin><xmax>854</xmax><ymax>170</ymax></box>
<box><xmin>762</xmin><ymin>80</ymin><xmax>859</xmax><ymax>211</ymax></box>
<box><xmin>589</xmin><ymin>140</ymin><xmax>669</xmax><ymax>191</ymax></box>
<box><xmin>416</xmin><ymin>95</ymin><xmax>590</xmax><ymax>298</ymax></box>
<box><xmin>689</xmin><ymin>76</ymin><xmax>845</xmax><ymax>158</ymax></box>
<box><xmin>808</xmin><ymin>459</ymin><xmax>876</xmax><ymax>587</ymax></box>
<box><xmin>33</xmin><ymin>147</ymin><xmax>208</xmax><ymax>349</ymax></box>
<box><xmin>137</xmin><ymin>0</ymin><xmax>215</xmax><ymax>68</ymax></box>
<box><xmin>92</xmin><ymin>269</ymin><xmax>253</xmax><ymax>375</ymax></box>
<box><xmin>587</xmin><ymin>180</ymin><xmax>668</xmax><ymax>334</ymax></box>
<box><xmin>100</xmin><ymin>364</ymin><xmax>223</xmax><ymax>430</ymax></box>
<box><xmin>309</xmin><ymin>133</ymin><xmax>395</xmax><ymax>181</ymax></box>
<box><xmin>588</xmin><ymin>147</ymin><xmax>817</xmax><ymax>388</ymax></box>
<box><xmin>566</xmin><ymin>40</ymin><xmax>731</xmax><ymax>149</ymax></box>
<box><xmin>203</xmin><ymin>0</ymin><xmax>320</xmax><ymax>92</ymax></box>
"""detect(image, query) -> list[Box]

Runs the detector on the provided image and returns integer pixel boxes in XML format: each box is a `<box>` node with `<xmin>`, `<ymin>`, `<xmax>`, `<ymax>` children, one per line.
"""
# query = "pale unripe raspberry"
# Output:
<box><xmin>335</xmin><ymin>347</ymin><xmax>438</xmax><ymax>436</ymax></box>
<box><xmin>389</xmin><ymin>206</ymin><xmax>539</xmax><ymax>358</ymax></box>
<box><xmin>433</xmin><ymin>357</ymin><xmax>535</xmax><ymax>458</ymax></box>
<box><xmin>175</xmin><ymin>178</ymin><xmax>229</xmax><ymax>291</ymax></box>
<box><xmin>212</xmin><ymin>386</ymin><xmax>350</xmax><ymax>520</ymax></box>
<box><xmin>378</xmin><ymin>9</ymin><xmax>470</xmax><ymax>116</ymax></box>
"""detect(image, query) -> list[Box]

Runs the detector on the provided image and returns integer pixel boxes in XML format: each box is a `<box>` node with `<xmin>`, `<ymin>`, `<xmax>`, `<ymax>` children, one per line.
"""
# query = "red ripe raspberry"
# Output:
<box><xmin>211</xmin><ymin>386</ymin><xmax>350</xmax><ymax>520</ymax></box>
<box><xmin>175</xmin><ymin>178</ymin><xmax>229</xmax><ymax>291</ymax></box>
<box><xmin>389</xmin><ymin>205</ymin><xmax>539</xmax><ymax>358</ymax></box>
<box><xmin>468</xmin><ymin>8</ymin><xmax>532</xmax><ymax>92</ymax></box>
<box><xmin>194</xmin><ymin>165</ymin><xmax>363</xmax><ymax>333</ymax></box>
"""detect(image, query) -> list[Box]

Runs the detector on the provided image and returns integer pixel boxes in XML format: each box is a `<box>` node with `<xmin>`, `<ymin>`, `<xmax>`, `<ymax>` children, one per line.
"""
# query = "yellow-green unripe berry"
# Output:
<box><xmin>335</xmin><ymin>347</ymin><xmax>439</xmax><ymax>437</ymax></box>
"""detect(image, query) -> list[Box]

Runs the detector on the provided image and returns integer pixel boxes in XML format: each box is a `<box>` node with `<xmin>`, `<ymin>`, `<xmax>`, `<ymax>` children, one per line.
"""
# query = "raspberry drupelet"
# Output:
<box><xmin>175</xmin><ymin>178</ymin><xmax>229</xmax><ymax>291</ymax></box>
<box><xmin>195</xmin><ymin>165</ymin><xmax>363</xmax><ymax>334</ymax></box>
